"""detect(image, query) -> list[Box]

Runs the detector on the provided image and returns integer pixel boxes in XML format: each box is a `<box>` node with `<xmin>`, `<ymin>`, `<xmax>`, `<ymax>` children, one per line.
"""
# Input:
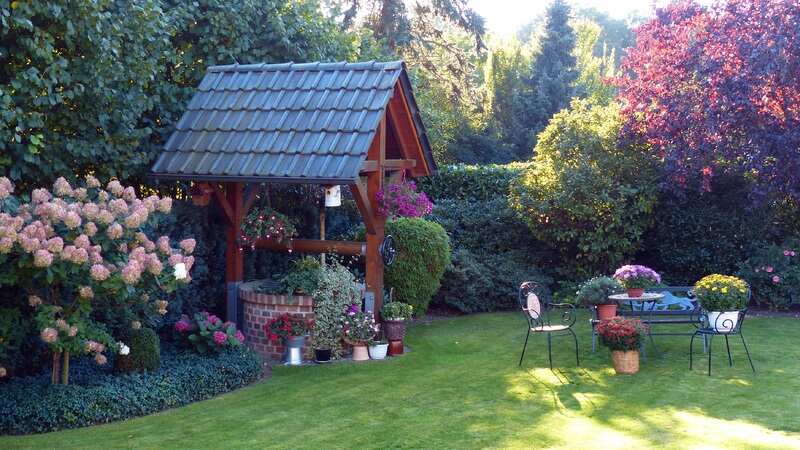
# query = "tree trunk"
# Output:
<box><xmin>61</xmin><ymin>351</ymin><xmax>70</xmax><ymax>385</ymax></box>
<box><xmin>51</xmin><ymin>351</ymin><xmax>61</xmax><ymax>384</ymax></box>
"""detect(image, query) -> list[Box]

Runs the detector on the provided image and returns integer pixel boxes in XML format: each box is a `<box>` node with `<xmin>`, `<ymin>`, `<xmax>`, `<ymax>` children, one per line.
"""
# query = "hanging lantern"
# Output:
<box><xmin>324</xmin><ymin>185</ymin><xmax>341</xmax><ymax>207</ymax></box>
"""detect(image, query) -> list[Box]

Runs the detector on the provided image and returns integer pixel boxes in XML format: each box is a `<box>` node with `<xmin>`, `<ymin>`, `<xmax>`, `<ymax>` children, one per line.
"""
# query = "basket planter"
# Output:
<box><xmin>626</xmin><ymin>288</ymin><xmax>644</xmax><ymax>298</ymax></box>
<box><xmin>351</xmin><ymin>344</ymin><xmax>370</xmax><ymax>361</ymax></box>
<box><xmin>707</xmin><ymin>311</ymin><xmax>739</xmax><ymax>332</ymax></box>
<box><xmin>384</xmin><ymin>319</ymin><xmax>406</xmax><ymax>341</ymax></box>
<box><xmin>596</xmin><ymin>303</ymin><xmax>618</xmax><ymax>320</ymax></box>
<box><xmin>314</xmin><ymin>348</ymin><xmax>331</xmax><ymax>363</ymax></box>
<box><xmin>611</xmin><ymin>350</ymin><xmax>640</xmax><ymax>374</ymax></box>
<box><xmin>369</xmin><ymin>342</ymin><xmax>389</xmax><ymax>360</ymax></box>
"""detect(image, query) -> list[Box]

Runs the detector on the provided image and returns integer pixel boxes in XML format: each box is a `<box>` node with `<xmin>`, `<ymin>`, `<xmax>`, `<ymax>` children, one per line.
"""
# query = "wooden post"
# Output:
<box><xmin>365</xmin><ymin>116</ymin><xmax>387</xmax><ymax>319</ymax></box>
<box><xmin>224</xmin><ymin>182</ymin><xmax>245</xmax><ymax>325</ymax></box>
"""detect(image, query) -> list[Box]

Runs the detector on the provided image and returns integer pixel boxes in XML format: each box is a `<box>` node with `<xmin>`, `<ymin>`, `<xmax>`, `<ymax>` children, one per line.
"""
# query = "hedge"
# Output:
<box><xmin>0</xmin><ymin>346</ymin><xmax>262</xmax><ymax>435</ymax></box>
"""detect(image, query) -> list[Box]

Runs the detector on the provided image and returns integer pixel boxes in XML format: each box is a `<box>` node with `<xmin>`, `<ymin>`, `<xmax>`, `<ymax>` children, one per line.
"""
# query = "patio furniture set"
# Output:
<box><xmin>517</xmin><ymin>281</ymin><xmax>756</xmax><ymax>376</ymax></box>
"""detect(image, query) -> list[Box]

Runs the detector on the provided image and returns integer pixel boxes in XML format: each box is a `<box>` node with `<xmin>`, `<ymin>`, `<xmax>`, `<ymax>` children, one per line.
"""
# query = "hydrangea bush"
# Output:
<box><xmin>0</xmin><ymin>176</ymin><xmax>193</xmax><ymax>383</ymax></box>
<box><xmin>738</xmin><ymin>241</ymin><xmax>800</xmax><ymax>310</ymax></box>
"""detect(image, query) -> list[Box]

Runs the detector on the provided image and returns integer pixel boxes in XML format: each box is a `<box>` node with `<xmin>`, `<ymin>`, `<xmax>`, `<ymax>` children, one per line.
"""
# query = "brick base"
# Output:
<box><xmin>240</xmin><ymin>282</ymin><xmax>315</xmax><ymax>363</ymax></box>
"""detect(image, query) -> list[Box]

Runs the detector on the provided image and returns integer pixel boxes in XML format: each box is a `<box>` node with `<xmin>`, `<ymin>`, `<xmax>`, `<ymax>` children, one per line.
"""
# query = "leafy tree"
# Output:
<box><xmin>615</xmin><ymin>0</ymin><xmax>800</xmax><ymax>200</ymax></box>
<box><xmin>519</xmin><ymin>0</ymin><xmax>578</xmax><ymax>157</ymax></box>
<box><xmin>509</xmin><ymin>99</ymin><xmax>657</xmax><ymax>278</ymax></box>
<box><xmin>573</xmin><ymin>20</ymin><xmax>617</xmax><ymax>104</ymax></box>
<box><xmin>485</xmin><ymin>39</ymin><xmax>532</xmax><ymax>160</ymax></box>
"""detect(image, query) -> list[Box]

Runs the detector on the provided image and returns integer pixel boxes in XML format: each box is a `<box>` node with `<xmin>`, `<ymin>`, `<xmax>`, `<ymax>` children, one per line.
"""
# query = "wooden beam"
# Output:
<box><xmin>242</xmin><ymin>183</ymin><xmax>261</xmax><ymax>218</ymax></box>
<box><xmin>254</xmin><ymin>238</ymin><xmax>365</xmax><ymax>256</ymax></box>
<box><xmin>224</xmin><ymin>182</ymin><xmax>245</xmax><ymax>324</ymax></box>
<box><xmin>212</xmin><ymin>183</ymin><xmax>235</xmax><ymax>226</ymax></box>
<box><xmin>349</xmin><ymin>182</ymin><xmax>376</xmax><ymax>235</ymax></box>
<box><xmin>359</xmin><ymin>159</ymin><xmax>416</xmax><ymax>173</ymax></box>
<box><xmin>365</xmin><ymin>115</ymin><xmax>387</xmax><ymax>319</ymax></box>
<box><xmin>388</xmin><ymin>83</ymin><xmax>430</xmax><ymax>176</ymax></box>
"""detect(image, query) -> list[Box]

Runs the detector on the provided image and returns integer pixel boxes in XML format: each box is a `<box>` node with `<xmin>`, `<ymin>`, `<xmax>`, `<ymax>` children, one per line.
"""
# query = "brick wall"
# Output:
<box><xmin>240</xmin><ymin>284</ymin><xmax>315</xmax><ymax>362</ymax></box>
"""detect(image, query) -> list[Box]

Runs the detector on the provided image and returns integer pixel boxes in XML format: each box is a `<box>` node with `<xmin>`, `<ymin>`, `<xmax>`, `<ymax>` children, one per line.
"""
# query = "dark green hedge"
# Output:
<box><xmin>0</xmin><ymin>346</ymin><xmax>262</xmax><ymax>435</ymax></box>
<box><xmin>417</xmin><ymin>163</ymin><xmax>529</xmax><ymax>203</ymax></box>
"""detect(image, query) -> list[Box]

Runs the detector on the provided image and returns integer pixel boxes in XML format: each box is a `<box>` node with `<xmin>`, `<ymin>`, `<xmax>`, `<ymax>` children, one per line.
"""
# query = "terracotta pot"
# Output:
<box><xmin>352</xmin><ymin>344</ymin><xmax>369</xmax><ymax>361</ymax></box>
<box><xmin>383</xmin><ymin>319</ymin><xmax>406</xmax><ymax>341</ymax></box>
<box><xmin>611</xmin><ymin>350</ymin><xmax>640</xmax><ymax>374</ymax></box>
<box><xmin>388</xmin><ymin>340</ymin><xmax>404</xmax><ymax>356</ymax></box>
<box><xmin>627</xmin><ymin>288</ymin><xmax>644</xmax><ymax>298</ymax></box>
<box><xmin>596</xmin><ymin>303</ymin><xmax>618</xmax><ymax>320</ymax></box>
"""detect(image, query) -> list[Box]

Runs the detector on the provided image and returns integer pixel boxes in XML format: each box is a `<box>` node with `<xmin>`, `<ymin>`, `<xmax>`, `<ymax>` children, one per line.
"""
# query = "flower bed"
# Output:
<box><xmin>0</xmin><ymin>346</ymin><xmax>261</xmax><ymax>435</ymax></box>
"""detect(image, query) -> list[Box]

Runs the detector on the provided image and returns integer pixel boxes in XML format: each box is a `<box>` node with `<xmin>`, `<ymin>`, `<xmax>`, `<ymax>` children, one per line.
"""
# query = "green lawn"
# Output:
<box><xmin>3</xmin><ymin>312</ymin><xmax>800</xmax><ymax>449</ymax></box>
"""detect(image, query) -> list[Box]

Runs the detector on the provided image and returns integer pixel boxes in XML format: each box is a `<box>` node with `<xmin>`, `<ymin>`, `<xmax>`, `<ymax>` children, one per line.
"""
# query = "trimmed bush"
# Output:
<box><xmin>114</xmin><ymin>328</ymin><xmax>161</xmax><ymax>374</ymax></box>
<box><xmin>417</xmin><ymin>163</ymin><xmax>529</xmax><ymax>203</ymax></box>
<box><xmin>0</xmin><ymin>346</ymin><xmax>261</xmax><ymax>435</ymax></box>
<box><xmin>385</xmin><ymin>218</ymin><xmax>451</xmax><ymax>315</ymax></box>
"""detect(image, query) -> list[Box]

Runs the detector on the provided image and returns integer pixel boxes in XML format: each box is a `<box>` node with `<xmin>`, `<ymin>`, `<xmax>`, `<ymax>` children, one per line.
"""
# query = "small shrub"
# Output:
<box><xmin>737</xmin><ymin>240</ymin><xmax>800</xmax><ymax>310</ymax></box>
<box><xmin>576</xmin><ymin>277</ymin><xmax>623</xmax><ymax>305</ymax></box>
<box><xmin>174</xmin><ymin>312</ymin><xmax>245</xmax><ymax>354</ymax></box>
<box><xmin>115</xmin><ymin>327</ymin><xmax>161</xmax><ymax>373</ymax></box>
<box><xmin>312</xmin><ymin>261</ymin><xmax>361</xmax><ymax>356</ymax></box>
<box><xmin>694</xmin><ymin>275</ymin><xmax>749</xmax><ymax>311</ymax></box>
<box><xmin>0</xmin><ymin>346</ymin><xmax>261</xmax><ymax>435</ymax></box>
<box><xmin>381</xmin><ymin>302</ymin><xmax>413</xmax><ymax>320</ymax></box>
<box><xmin>280</xmin><ymin>256</ymin><xmax>322</xmax><ymax>295</ymax></box>
<box><xmin>384</xmin><ymin>218</ymin><xmax>451</xmax><ymax>315</ymax></box>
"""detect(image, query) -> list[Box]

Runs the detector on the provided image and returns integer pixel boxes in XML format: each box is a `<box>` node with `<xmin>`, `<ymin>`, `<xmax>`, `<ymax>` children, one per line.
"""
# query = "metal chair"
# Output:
<box><xmin>518</xmin><ymin>281</ymin><xmax>579</xmax><ymax>369</ymax></box>
<box><xmin>690</xmin><ymin>309</ymin><xmax>756</xmax><ymax>376</ymax></box>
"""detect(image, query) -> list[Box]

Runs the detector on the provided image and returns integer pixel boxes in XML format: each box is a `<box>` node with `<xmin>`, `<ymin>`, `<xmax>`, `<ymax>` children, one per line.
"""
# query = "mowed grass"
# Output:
<box><xmin>3</xmin><ymin>311</ymin><xmax>800</xmax><ymax>449</ymax></box>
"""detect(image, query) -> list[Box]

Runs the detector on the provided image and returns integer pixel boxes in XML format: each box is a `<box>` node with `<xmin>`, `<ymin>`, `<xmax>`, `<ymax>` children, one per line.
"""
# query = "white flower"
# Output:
<box><xmin>174</xmin><ymin>262</ymin><xmax>187</xmax><ymax>280</ymax></box>
<box><xmin>118</xmin><ymin>342</ymin><xmax>130</xmax><ymax>355</ymax></box>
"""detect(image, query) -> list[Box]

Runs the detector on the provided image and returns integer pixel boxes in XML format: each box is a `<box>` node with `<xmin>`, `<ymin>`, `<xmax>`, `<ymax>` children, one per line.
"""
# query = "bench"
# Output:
<box><xmin>590</xmin><ymin>286</ymin><xmax>704</xmax><ymax>352</ymax></box>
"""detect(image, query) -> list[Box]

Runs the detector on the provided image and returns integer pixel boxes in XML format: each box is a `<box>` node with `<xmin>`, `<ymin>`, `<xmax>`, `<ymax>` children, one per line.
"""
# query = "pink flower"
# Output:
<box><xmin>772</xmin><ymin>275</ymin><xmax>781</xmax><ymax>283</ymax></box>
<box><xmin>174</xmin><ymin>320</ymin><xmax>190</xmax><ymax>332</ymax></box>
<box><xmin>207</xmin><ymin>314</ymin><xmax>221</xmax><ymax>325</ymax></box>
<box><xmin>107</xmin><ymin>180</ymin><xmax>124</xmax><ymax>196</ymax></box>
<box><xmin>90</xmin><ymin>264</ymin><xmax>111</xmax><ymax>281</ymax></box>
<box><xmin>0</xmin><ymin>237</ymin><xmax>13</xmax><ymax>253</ymax></box>
<box><xmin>40</xmin><ymin>327</ymin><xmax>58</xmax><ymax>344</ymax></box>
<box><xmin>766</xmin><ymin>266</ymin><xmax>774</xmax><ymax>273</ymax></box>
<box><xmin>180</xmin><ymin>238</ymin><xmax>196</xmax><ymax>255</ymax></box>
<box><xmin>122</xmin><ymin>186</ymin><xmax>137</xmax><ymax>202</ymax></box>
<box><xmin>121</xmin><ymin>260</ymin><xmax>142</xmax><ymax>285</ymax></box>
<box><xmin>78</xmin><ymin>286</ymin><xmax>94</xmax><ymax>299</ymax></box>
<box><xmin>157</xmin><ymin>197</ymin><xmax>172</xmax><ymax>213</ymax></box>
<box><xmin>31</xmin><ymin>188</ymin><xmax>51</xmax><ymax>204</ymax></box>
<box><xmin>213</xmin><ymin>331</ymin><xmax>227</xmax><ymax>346</ymax></box>
<box><xmin>157</xmin><ymin>236</ymin><xmax>171</xmax><ymax>254</ymax></box>
<box><xmin>97</xmin><ymin>210</ymin><xmax>114</xmax><ymax>225</ymax></box>
<box><xmin>85</xmin><ymin>175</ymin><xmax>101</xmax><ymax>188</ymax></box>
<box><xmin>63</xmin><ymin>211</ymin><xmax>82</xmax><ymax>229</ymax></box>
<box><xmin>53</xmin><ymin>177</ymin><xmax>73</xmax><ymax>197</ymax></box>
<box><xmin>784</xmin><ymin>250</ymin><xmax>791</xmax><ymax>256</ymax></box>
<box><xmin>94</xmin><ymin>353</ymin><xmax>107</xmax><ymax>365</ymax></box>
<box><xmin>74</xmin><ymin>234</ymin><xmax>91</xmax><ymax>249</ymax></box>
<box><xmin>168</xmin><ymin>253</ymin><xmax>183</xmax><ymax>267</ymax></box>
<box><xmin>235</xmin><ymin>330</ymin><xmax>245</xmax><ymax>343</ymax></box>
<box><xmin>28</xmin><ymin>295</ymin><xmax>42</xmax><ymax>308</ymax></box>
<box><xmin>84</xmin><ymin>222</ymin><xmax>98</xmax><ymax>237</ymax></box>
<box><xmin>46</xmin><ymin>237</ymin><xmax>64</xmax><ymax>253</ymax></box>
<box><xmin>108</xmin><ymin>199</ymin><xmax>129</xmax><ymax>216</ymax></box>
<box><xmin>0</xmin><ymin>177</ymin><xmax>13</xmax><ymax>199</ymax></box>
<box><xmin>107</xmin><ymin>223</ymin><xmax>123</xmax><ymax>239</ymax></box>
<box><xmin>146</xmin><ymin>254</ymin><xmax>163</xmax><ymax>275</ymax></box>
<box><xmin>33</xmin><ymin>249</ymin><xmax>53</xmax><ymax>267</ymax></box>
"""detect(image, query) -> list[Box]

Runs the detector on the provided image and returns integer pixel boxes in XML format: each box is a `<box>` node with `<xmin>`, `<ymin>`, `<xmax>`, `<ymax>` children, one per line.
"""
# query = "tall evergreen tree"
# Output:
<box><xmin>518</xmin><ymin>0</ymin><xmax>577</xmax><ymax>159</ymax></box>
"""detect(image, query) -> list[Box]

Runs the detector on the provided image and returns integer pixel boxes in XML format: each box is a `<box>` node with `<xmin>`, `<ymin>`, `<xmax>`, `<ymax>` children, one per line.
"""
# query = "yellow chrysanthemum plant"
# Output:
<box><xmin>694</xmin><ymin>274</ymin><xmax>749</xmax><ymax>312</ymax></box>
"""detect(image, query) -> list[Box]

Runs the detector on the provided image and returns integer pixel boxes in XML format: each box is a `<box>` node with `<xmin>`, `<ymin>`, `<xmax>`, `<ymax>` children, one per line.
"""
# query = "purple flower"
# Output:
<box><xmin>213</xmin><ymin>331</ymin><xmax>227</xmax><ymax>346</ymax></box>
<box><xmin>174</xmin><ymin>320</ymin><xmax>190</xmax><ymax>332</ymax></box>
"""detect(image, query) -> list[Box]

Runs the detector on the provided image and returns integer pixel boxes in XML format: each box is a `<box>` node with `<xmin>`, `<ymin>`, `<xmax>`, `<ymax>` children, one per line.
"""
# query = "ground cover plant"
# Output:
<box><xmin>2</xmin><ymin>312</ymin><xmax>798</xmax><ymax>448</ymax></box>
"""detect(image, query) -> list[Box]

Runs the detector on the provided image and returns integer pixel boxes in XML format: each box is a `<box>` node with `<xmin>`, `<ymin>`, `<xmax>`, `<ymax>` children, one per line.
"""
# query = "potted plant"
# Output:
<box><xmin>280</xmin><ymin>256</ymin><xmax>322</xmax><ymax>295</ymax></box>
<box><xmin>341</xmin><ymin>308</ymin><xmax>378</xmax><ymax>362</ymax></box>
<box><xmin>239</xmin><ymin>205</ymin><xmax>297</xmax><ymax>250</ymax></box>
<box><xmin>613</xmin><ymin>265</ymin><xmax>661</xmax><ymax>297</ymax></box>
<box><xmin>381</xmin><ymin>301</ymin><xmax>413</xmax><ymax>356</ymax></box>
<box><xmin>596</xmin><ymin>317</ymin><xmax>647</xmax><ymax>374</ymax></box>
<box><xmin>694</xmin><ymin>274</ymin><xmax>749</xmax><ymax>332</ymax></box>
<box><xmin>369</xmin><ymin>327</ymin><xmax>389</xmax><ymax>360</ymax></box>
<box><xmin>577</xmin><ymin>276</ymin><xmax>623</xmax><ymax>320</ymax></box>
<box><xmin>265</xmin><ymin>314</ymin><xmax>310</xmax><ymax>365</ymax></box>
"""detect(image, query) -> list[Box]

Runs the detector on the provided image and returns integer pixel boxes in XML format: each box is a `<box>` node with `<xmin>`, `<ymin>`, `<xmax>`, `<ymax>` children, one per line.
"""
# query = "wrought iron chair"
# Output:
<box><xmin>518</xmin><ymin>281</ymin><xmax>579</xmax><ymax>369</ymax></box>
<box><xmin>690</xmin><ymin>309</ymin><xmax>756</xmax><ymax>376</ymax></box>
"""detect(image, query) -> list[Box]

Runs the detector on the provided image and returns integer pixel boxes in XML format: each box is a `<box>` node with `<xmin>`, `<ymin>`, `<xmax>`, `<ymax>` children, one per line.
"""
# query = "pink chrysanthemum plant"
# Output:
<box><xmin>0</xmin><ymin>176</ymin><xmax>194</xmax><ymax>384</ymax></box>
<box><xmin>613</xmin><ymin>265</ymin><xmax>661</xmax><ymax>294</ymax></box>
<box><xmin>376</xmin><ymin>180</ymin><xmax>433</xmax><ymax>218</ymax></box>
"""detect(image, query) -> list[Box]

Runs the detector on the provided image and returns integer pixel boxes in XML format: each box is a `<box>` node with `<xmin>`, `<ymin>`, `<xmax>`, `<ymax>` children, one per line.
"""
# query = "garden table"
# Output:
<box><xmin>608</xmin><ymin>292</ymin><xmax>665</xmax><ymax>360</ymax></box>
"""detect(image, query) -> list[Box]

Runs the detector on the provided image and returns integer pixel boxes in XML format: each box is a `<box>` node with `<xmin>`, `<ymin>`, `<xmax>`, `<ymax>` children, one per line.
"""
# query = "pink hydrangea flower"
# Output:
<box><xmin>78</xmin><ymin>286</ymin><xmax>94</xmax><ymax>299</ymax></box>
<box><xmin>107</xmin><ymin>180</ymin><xmax>124</xmax><ymax>196</ymax></box>
<box><xmin>207</xmin><ymin>314</ymin><xmax>221</xmax><ymax>325</ymax></box>
<box><xmin>146</xmin><ymin>254</ymin><xmax>164</xmax><ymax>275</ymax></box>
<box><xmin>213</xmin><ymin>331</ymin><xmax>227</xmax><ymax>346</ymax></box>
<box><xmin>108</xmin><ymin>199</ymin><xmax>129</xmax><ymax>216</ymax></box>
<box><xmin>123</xmin><ymin>186</ymin><xmax>137</xmax><ymax>202</ymax></box>
<box><xmin>31</xmin><ymin>188</ymin><xmax>52</xmax><ymax>204</ymax></box>
<box><xmin>121</xmin><ymin>260</ymin><xmax>142</xmax><ymax>285</ymax></box>
<box><xmin>235</xmin><ymin>330</ymin><xmax>245</xmax><ymax>343</ymax></box>
<box><xmin>40</xmin><ymin>327</ymin><xmax>58</xmax><ymax>343</ymax></box>
<box><xmin>97</xmin><ymin>210</ymin><xmax>114</xmax><ymax>225</ymax></box>
<box><xmin>157</xmin><ymin>236</ymin><xmax>171</xmax><ymax>254</ymax></box>
<box><xmin>46</xmin><ymin>237</ymin><xmax>63</xmax><ymax>253</ymax></box>
<box><xmin>84</xmin><ymin>222</ymin><xmax>98</xmax><ymax>237</ymax></box>
<box><xmin>0</xmin><ymin>177</ymin><xmax>14</xmax><ymax>199</ymax></box>
<box><xmin>85</xmin><ymin>174</ymin><xmax>101</xmax><ymax>188</ymax></box>
<box><xmin>772</xmin><ymin>275</ymin><xmax>781</xmax><ymax>283</ymax></box>
<box><xmin>28</xmin><ymin>295</ymin><xmax>42</xmax><ymax>307</ymax></box>
<box><xmin>766</xmin><ymin>266</ymin><xmax>774</xmax><ymax>273</ymax></box>
<box><xmin>90</xmin><ymin>264</ymin><xmax>111</xmax><ymax>281</ymax></box>
<box><xmin>157</xmin><ymin>197</ymin><xmax>172</xmax><ymax>213</ymax></box>
<box><xmin>74</xmin><ymin>234</ymin><xmax>91</xmax><ymax>249</ymax></box>
<box><xmin>174</xmin><ymin>320</ymin><xmax>190</xmax><ymax>332</ymax></box>
<box><xmin>33</xmin><ymin>249</ymin><xmax>53</xmax><ymax>267</ymax></box>
<box><xmin>0</xmin><ymin>237</ymin><xmax>14</xmax><ymax>253</ymax></box>
<box><xmin>94</xmin><ymin>353</ymin><xmax>108</xmax><ymax>365</ymax></box>
<box><xmin>180</xmin><ymin>238</ymin><xmax>196</xmax><ymax>255</ymax></box>
<box><xmin>107</xmin><ymin>223</ymin><xmax>123</xmax><ymax>239</ymax></box>
<box><xmin>53</xmin><ymin>177</ymin><xmax>73</xmax><ymax>197</ymax></box>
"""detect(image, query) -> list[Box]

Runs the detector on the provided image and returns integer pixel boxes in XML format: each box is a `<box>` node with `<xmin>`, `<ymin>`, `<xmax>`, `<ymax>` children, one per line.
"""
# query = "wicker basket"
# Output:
<box><xmin>611</xmin><ymin>350</ymin><xmax>640</xmax><ymax>374</ymax></box>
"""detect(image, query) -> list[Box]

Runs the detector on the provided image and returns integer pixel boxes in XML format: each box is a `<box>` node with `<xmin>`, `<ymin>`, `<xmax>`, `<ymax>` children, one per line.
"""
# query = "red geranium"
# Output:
<box><xmin>596</xmin><ymin>317</ymin><xmax>647</xmax><ymax>351</ymax></box>
<box><xmin>264</xmin><ymin>314</ymin><xmax>310</xmax><ymax>342</ymax></box>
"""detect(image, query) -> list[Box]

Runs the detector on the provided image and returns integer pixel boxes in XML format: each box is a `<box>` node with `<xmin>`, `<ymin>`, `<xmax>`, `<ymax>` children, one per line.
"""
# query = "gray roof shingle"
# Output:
<box><xmin>151</xmin><ymin>61</ymin><xmax>412</xmax><ymax>184</ymax></box>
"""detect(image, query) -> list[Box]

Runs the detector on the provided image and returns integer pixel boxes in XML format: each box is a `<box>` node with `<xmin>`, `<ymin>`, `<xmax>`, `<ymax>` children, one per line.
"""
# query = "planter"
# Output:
<box><xmin>352</xmin><ymin>344</ymin><xmax>369</xmax><ymax>361</ymax></box>
<box><xmin>611</xmin><ymin>350</ymin><xmax>640</xmax><ymax>374</ymax></box>
<box><xmin>314</xmin><ymin>348</ymin><xmax>331</xmax><ymax>363</ymax></box>
<box><xmin>627</xmin><ymin>288</ymin><xmax>644</xmax><ymax>298</ymax></box>
<box><xmin>283</xmin><ymin>335</ymin><xmax>305</xmax><ymax>365</ymax></box>
<box><xmin>369</xmin><ymin>343</ymin><xmax>389</xmax><ymax>360</ymax></box>
<box><xmin>384</xmin><ymin>319</ymin><xmax>407</xmax><ymax>341</ymax></box>
<box><xmin>596</xmin><ymin>303</ymin><xmax>618</xmax><ymax>320</ymax></box>
<box><xmin>707</xmin><ymin>311</ymin><xmax>739</xmax><ymax>332</ymax></box>
<box><xmin>388</xmin><ymin>340</ymin><xmax>404</xmax><ymax>356</ymax></box>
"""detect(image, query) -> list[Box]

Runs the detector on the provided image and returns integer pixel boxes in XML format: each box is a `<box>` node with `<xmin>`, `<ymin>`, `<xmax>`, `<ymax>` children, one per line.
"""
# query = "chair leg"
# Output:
<box><xmin>518</xmin><ymin>328</ymin><xmax>531</xmax><ymax>367</ymax></box>
<box><xmin>740</xmin><ymin>333</ymin><xmax>756</xmax><ymax>373</ymax></box>
<box><xmin>707</xmin><ymin>335</ymin><xmax>713</xmax><ymax>376</ymax></box>
<box><xmin>724</xmin><ymin>335</ymin><xmax>733</xmax><ymax>366</ymax></box>
<box><xmin>689</xmin><ymin>333</ymin><xmax>696</xmax><ymax>370</ymax></box>
<box><xmin>703</xmin><ymin>334</ymin><xmax>708</xmax><ymax>353</ymax></box>
<box><xmin>569</xmin><ymin>329</ymin><xmax>580</xmax><ymax>367</ymax></box>
<box><xmin>591</xmin><ymin>325</ymin><xmax>596</xmax><ymax>352</ymax></box>
<box><xmin>547</xmin><ymin>333</ymin><xmax>553</xmax><ymax>370</ymax></box>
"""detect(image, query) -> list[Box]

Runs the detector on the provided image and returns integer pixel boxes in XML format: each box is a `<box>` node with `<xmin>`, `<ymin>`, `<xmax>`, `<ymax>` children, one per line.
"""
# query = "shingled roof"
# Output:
<box><xmin>150</xmin><ymin>60</ymin><xmax>435</xmax><ymax>184</ymax></box>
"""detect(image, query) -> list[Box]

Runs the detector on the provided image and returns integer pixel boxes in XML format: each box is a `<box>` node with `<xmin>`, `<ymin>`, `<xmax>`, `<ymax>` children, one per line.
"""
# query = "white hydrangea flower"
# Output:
<box><xmin>118</xmin><ymin>342</ymin><xmax>130</xmax><ymax>356</ymax></box>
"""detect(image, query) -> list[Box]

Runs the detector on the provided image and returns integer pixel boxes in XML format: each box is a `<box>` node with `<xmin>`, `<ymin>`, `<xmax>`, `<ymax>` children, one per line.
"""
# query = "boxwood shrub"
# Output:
<box><xmin>0</xmin><ymin>346</ymin><xmax>262</xmax><ymax>435</ymax></box>
<box><xmin>114</xmin><ymin>327</ymin><xmax>161</xmax><ymax>374</ymax></box>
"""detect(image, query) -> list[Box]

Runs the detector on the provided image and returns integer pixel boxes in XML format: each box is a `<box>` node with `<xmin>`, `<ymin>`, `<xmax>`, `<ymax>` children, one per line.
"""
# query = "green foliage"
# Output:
<box><xmin>0</xmin><ymin>346</ymin><xmax>261</xmax><ymax>435</ymax></box>
<box><xmin>311</xmin><ymin>261</ymin><xmax>360</xmax><ymax>355</ymax></box>
<box><xmin>280</xmin><ymin>257</ymin><xmax>322</xmax><ymax>295</ymax></box>
<box><xmin>737</xmin><ymin>240</ymin><xmax>800</xmax><ymax>311</ymax></box>
<box><xmin>573</xmin><ymin>19</ymin><xmax>617</xmax><ymax>104</ymax></box>
<box><xmin>576</xmin><ymin>277</ymin><xmax>622</xmax><ymax>306</ymax></box>
<box><xmin>180</xmin><ymin>312</ymin><xmax>244</xmax><ymax>355</ymax></box>
<box><xmin>115</xmin><ymin>328</ymin><xmax>161</xmax><ymax>374</ymax></box>
<box><xmin>509</xmin><ymin>99</ymin><xmax>657</xmax><ymax>279</ymax></box>
<box><xmin>380</xmin><ymin>302</ymin><xmax>413</xmax><ymax>321</ymax></box>
<box><xmin>384</xmin><ymin>218</ymin><xmax>451</xmax><ymax>315</ymax></box>
<box><xmin>486</xmin><ymin>39</ymin><xmax>534</xmax><ymax>159</ymax></box>
<box><xmin>0</xmin><ymin>307</ymin><xmax>27</xmax><ymax>372</ymax></box>
<box><xmin>417</xmin><ymin>163</ymin><xmax>529</xmax><ymax>202</ymax></box>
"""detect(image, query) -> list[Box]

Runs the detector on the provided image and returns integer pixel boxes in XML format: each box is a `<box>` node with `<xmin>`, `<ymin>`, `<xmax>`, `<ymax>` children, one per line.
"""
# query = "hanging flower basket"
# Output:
<box><xmin>376</xmin><ymin>180</ymin><xmax>433</xmax><ymax>218</ymax></box>
<box><xmin>240</xmin><ymin>206</ymin><xmax>297</xmax><ymax>249</ymax></box>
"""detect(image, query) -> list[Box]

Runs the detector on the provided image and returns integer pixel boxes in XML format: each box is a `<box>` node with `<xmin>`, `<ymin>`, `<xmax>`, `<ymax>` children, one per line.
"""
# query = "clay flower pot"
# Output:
<box><xmin>611</xmin><ymin>350</ymin><xmax>640</xmax><ymax>374</ymax></box>
<box><xmin>627</xmin><ymin>288</ymin><xmax>644</xmax><ymax>298</ymax></box>
<box><xmin>352</xmin><ymin>344</ymin><xmax>369</xmax><ymax>361</ymax></box>
<box><xmin>596</xmin><ymin>303</ymin><xmax>618</xmax><ymax>320</ymax></box>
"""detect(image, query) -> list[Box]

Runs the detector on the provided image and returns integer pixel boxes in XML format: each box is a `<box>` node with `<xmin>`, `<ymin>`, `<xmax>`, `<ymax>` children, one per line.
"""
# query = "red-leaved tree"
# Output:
<box><xmin>615</xmin><ymin>0</ymin><xmax>800</xmax><ymax>198</ymax></box>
